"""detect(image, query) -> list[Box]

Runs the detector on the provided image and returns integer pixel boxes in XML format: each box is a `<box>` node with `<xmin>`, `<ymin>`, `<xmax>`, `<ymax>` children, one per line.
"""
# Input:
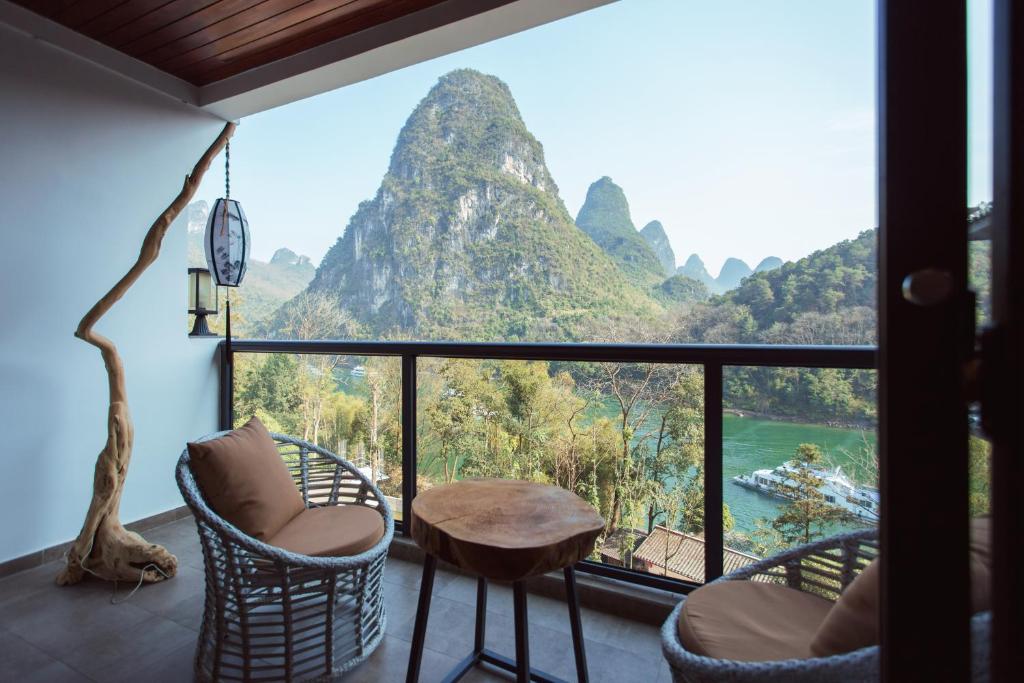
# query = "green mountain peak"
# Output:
<box><xmin>639</xmin><ymin>220</ymin><xmax>676</xmax><ymax>276</ymax></box>
<box><xmin>302</xmin><ymin>70</ymin><xmax>660</xmax><ymax>341</ymax></box>
<box><xmin>575</xmin><ymin>177</ymin><xmax>665</xmax><ymax>287</ymax></box>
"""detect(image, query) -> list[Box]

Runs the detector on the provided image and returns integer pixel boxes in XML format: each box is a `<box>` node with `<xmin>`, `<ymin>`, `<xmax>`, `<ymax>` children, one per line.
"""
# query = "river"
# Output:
<box><xmin>722</xmin><ymin>415</ymin><xmax>876</xmax><ymax>534</ymax></box>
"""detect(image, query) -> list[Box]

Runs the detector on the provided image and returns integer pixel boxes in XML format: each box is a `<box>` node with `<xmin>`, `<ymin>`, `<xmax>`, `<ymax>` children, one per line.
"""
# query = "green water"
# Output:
<box><xmin>723</xmin><ymin>415</ymin><xmax>875</xmax><ymax>534</ymax></box>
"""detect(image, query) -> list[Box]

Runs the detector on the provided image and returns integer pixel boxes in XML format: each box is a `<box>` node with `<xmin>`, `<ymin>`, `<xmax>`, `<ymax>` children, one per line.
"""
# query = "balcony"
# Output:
<box><xmin>0</xmin><ymin>0</ymin><xmax>1019</xmax><ymax>681</ymax></box>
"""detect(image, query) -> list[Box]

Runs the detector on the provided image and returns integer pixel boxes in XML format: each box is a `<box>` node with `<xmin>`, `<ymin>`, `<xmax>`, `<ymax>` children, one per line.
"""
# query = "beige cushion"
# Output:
<box><xmin>268</xmin><ymin>505</ymin><xmax>385</xmax><ymax>557</ymax></box>
<box><xmin>187</xmin><ymin>417</ymin><xmax>305</xmax><ymax>541</ymax></box>
<box><xmin>811</xmin><ymin>516</ymin><xmax>993</xmax><ymax>657</ymax></box>
<box><xmin>809</xmin><ymin>559</ymin><xmax>879</xmax><ymax>656</ymax></box>
<box><xmin>678</xmin><ymin>581</ymin><xmax>834</xmax><ymax>661</ymax></box>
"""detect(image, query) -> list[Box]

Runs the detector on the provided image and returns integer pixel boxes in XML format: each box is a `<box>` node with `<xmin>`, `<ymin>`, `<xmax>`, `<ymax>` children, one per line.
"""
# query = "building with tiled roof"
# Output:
<box><xmin>632</xmin><ymin>526</ymin><xmax>760</xmax><ymax>583</ymax></box>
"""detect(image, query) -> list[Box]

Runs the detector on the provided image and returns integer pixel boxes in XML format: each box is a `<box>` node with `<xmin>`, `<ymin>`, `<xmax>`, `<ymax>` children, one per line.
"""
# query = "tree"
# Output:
<box><xmin>968</xmin><ymin>436</ymin><xmax>991</xmax><ymax>516</ymax></box>
<box><xmin>423</xmin><ymin>359</ymin><xmax>491</xmax><ymax>484</ymax></box>
<box><xmin>277</xmin><ymin>291</ymin><xmax>359</xmax><ymax>444</ymax></box>
<box><xmin>356</xmin><ymin>357</ymin><xmax>402</xmax><ymax>487</ymax></box>
<box><xmin>234</xmin><ymin>352</ymin><xmax>302</xmax><ymax>433</ymax></box>
<box><xmin>770</xmin><ymin>444</ymin><xmax>856</xmax><ymax>546</ymax></box>
<box><xmin>589</xmin><ymin>357</ymin><xmax>676</xmax><ymax>535</ymax></box>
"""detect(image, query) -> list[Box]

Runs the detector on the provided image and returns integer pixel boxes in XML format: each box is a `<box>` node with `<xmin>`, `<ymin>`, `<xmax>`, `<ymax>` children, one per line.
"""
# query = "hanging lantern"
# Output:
<box><xmin>204</xmin><ymin>141</ymin><xmax>250</xmax><ymax>287</ymax></box>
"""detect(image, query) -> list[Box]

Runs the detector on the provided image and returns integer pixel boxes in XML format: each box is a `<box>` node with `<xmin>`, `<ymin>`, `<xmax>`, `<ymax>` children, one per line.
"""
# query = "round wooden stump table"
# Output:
<box><xmin>405</xmin><ymin>479</ymin><xmax>605</xmax><ymax>683</ymax></box>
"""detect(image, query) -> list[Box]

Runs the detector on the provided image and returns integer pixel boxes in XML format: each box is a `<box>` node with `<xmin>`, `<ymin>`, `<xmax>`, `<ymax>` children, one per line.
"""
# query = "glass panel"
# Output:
<box><xmin>232</xmin><ymin>352</ymin><xmax>403</xmax><ymax>519</ymax></box>
<box><xmin>967</xmin><ymin>0</ymin><xmax>992</xmax><ymax>517</ymax></box>
<box><xmin>723</xmin><ymin>366</ymin><xmax>878</xmax><ymax>559</ymax></box>
<box><xmin>416</xmin><ymin>358</ymin><xmax>708</xmax><ymax>580</ymax></box>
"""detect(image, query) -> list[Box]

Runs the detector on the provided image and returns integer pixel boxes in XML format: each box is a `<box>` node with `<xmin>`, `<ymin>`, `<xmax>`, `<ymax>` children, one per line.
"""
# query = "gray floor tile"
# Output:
<box><xmin>459</xmin><ymin>666</ymin><xmax>514</xmax><ymax>682</ymax></box>
<box><xmin>437</xmin><ymin>573</ymin><xmax>515</xmax><ymax>617</ymax></box>
<box><xmin>102</xmin><ymin>642</ymin><xmax>196</xmax><ymax>683</ymax></box>
<box><xmin>345</xmin><ymin>634</ymin><xmax>462</xmax><ymax>683</ymax></box>
<box><xmin>160</xmin><ymin>590</ymin><xmax>207</xmax><ymax>632</ymax></box>
<box><xmin>0</xmin><ymin>629</ymin><xmax>92</xmax><ymax>682</ymax></box>
<box><xmin>0</xmin><ymin>579</ymin><xmax>152</xmax><ymax>660</ymax></box>
<box><xmin>585</xmin><ymin>637</ymin><xmax>666</xmax><ymax>683</ymax></box>
<box><xmin>60</xmin><ymin>613</ymin><xmax>197</xmax><ymax>681</ymax></box>
<box><xmin>142</xmin><ymin>522</ymin><xmax>204</xmax><ymax>570</ymax></box>
<box><xmin>0</xmin><ymin>519</ymin><xmax>670</xmax><ymax>683</ymax></box>
<box><xmin>0</xmin><ymin>561</ymin><xmax>67</xmax><ymax>608</ymax></box>
<box><xmin>121</xmin><ymin>563</ymin><xmax>204</xmax><ymax>619</ymax></box>
<box><xmin>384</xmin><ymin>558</ymin><xmax>453</xmax><ymax>594</ymax></box>
<box><xmin>390</xmin><ymin>594</ymin><xmax>478</xmax><ymax>658</ymax></box>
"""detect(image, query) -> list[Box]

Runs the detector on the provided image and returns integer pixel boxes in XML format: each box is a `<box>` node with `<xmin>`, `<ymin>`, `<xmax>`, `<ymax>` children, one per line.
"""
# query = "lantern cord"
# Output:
<box><xmin>225</xmin><ymin>288</ymin><xmax>232</xmax><ymax>360</ymax></box>
<box><xmin>225</xmin><ymin>140</ymin><xmax>230</xmax><ymax>200</ymax></box>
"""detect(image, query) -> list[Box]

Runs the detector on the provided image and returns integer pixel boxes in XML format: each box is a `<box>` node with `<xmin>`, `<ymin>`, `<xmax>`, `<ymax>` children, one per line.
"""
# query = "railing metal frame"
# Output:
<box><xmin>219</xmin><ymin>339</ymin><xmax>877</xmax><ymax>594</ymax></box>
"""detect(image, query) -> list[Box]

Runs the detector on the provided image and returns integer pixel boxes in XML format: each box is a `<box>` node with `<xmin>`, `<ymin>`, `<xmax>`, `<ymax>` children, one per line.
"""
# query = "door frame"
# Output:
<box><xmin>989</xmin><ymin>0</ymin><xmax>1023</xmax><ymax>678</ymax></box>
<box><xmin>878</xmin><ymin>2</ymin><xmax>971</xmax><ymax>681</ymax></box>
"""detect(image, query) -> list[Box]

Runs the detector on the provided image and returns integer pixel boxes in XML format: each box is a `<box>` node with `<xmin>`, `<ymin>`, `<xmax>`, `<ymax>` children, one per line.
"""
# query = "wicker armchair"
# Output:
<box><xmin>177</xmin><ymin>431</ymin><xmax>394</xmax><ymax>682</ymax></box>
<box><xmin>661</xmin><ymin>529</ymin><xmax>992</xmax><ymax>683</ymax></box>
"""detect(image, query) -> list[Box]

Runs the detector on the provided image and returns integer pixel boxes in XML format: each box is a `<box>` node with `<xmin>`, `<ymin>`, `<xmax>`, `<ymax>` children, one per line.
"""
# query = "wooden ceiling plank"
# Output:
<box><xmin>17</xmin><ymin>0</ymin><xmax>79</xmax><ymax>18</ymax></box>
<box><xmin>117</xmin><ymin>0</ymin><xmax>269</xmax><ymax>53</ymax></box>
<box><xmin>152</xmin><ymin>0</ymin><xmax>371</xmax><ymax>70</ymax></box>
<box><xmin>79</xmin><ymin>0</ymin><xmax>178</xmax><ymax>38</ymax></box>
<box><xmin>134</xmin><ymin>0</ymin><xmax>321</xmax><ymax>62</ymax></box>
<box><xmin>102</xmin><ymin>0</ymin><xmax>223</xmax><ymax>46</ymax></box>
<box><xmin>183</xmin><ymin>0</ymin><xmax>442</xmax><ymax>84</ymax></box>
<box><xmin>57</xmin><ymin>0</ymin><xmax>130</xmax><ymax>29</ymax></box>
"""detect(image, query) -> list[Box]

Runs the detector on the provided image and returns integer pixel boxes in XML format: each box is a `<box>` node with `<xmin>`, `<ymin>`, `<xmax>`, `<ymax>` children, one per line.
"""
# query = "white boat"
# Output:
<box><xmin>350</xmin><ymin>365</ymin><xmax>366</xmax><ymax>377</ymax></box>
<box><xmin>732</xmin><ymin>461</ymin><xmax>880</xmax><ymax>522</ymax></box>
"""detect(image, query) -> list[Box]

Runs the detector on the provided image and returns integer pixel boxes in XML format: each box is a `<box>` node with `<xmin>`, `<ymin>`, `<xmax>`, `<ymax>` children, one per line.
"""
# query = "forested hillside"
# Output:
<box><xmin>671</xmin><ymin>230</ymin><xmax>878</xmax><ymax>424</ymax></box>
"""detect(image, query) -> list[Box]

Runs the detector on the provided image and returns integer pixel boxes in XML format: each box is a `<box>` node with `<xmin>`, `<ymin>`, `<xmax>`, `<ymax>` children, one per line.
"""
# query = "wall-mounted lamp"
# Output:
<box><xmin>188</xmin><ymin>267</ymin><xmax>219</xmax><ymax>337</ymax></box>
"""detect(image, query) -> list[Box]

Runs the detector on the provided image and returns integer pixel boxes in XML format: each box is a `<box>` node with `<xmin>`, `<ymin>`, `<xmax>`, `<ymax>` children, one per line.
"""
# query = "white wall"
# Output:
<box><xmin>0</xmin><ymin>24</ymin><xmax>226</xmax><ymax>562</ymax></box>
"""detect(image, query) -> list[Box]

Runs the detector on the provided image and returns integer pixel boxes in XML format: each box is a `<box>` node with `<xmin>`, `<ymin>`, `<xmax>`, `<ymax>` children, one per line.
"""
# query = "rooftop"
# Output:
<box><xmin>633</xmin><ymin>527</ymin><xmax>760</xmax><ymax>584</ymax></box>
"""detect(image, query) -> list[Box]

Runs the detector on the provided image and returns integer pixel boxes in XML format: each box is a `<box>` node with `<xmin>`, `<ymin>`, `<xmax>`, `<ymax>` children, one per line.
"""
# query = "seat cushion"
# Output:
<box><xmin>808</xmin><ymin>559</ymin><xmax>880</xmax><ymax>656</ymax></box>
<box><xmin>268</xmin><ymin>505</ymin><xmax>385</xmax><ymax>557</ymax></box>
<box><xmin>187</xmin><ymin>417</ymin><xmax>305</xmax><ymax>541</ymax></box>
<box><xmin>678</xmin><ymin>581</ymin><xmax>834</xmax><ymax>661</ymax></box>
<box><xmin>811</xmin><ymin>516</ymin><xmax>993</xmax><ymax>657</ymax></box>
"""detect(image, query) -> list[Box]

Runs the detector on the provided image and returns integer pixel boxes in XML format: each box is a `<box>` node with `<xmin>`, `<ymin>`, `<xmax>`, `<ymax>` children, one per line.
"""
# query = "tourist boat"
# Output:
<box><xmin>732</xmin><ymin>461</ymin><xmax>880</xmax><ymax>522</ymax></box>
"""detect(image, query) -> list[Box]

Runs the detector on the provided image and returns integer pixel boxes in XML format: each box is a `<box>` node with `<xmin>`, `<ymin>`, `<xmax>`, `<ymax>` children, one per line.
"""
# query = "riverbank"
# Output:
<box><xmin>723</xmin><ymin>408</ymin><xmax>875</xmax><ymax>432</ymax></box>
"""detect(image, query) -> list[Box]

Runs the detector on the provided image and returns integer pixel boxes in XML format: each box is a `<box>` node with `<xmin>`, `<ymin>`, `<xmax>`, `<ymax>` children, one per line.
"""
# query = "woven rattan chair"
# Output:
<box><xmin>177</xmin><ymin>431</ymin><xmax>394</xmax><ymax>682</ymax></box>
<box><xmin>661</xmin><ymin>529</ymin><xmax>992</xmax><ymax>683</ymax></box>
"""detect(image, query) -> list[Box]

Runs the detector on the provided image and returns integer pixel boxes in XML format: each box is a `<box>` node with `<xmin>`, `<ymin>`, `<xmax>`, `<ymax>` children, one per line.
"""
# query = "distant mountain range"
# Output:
<box><xmin>234</xmin><ymin>69</ymin><xmax>841</xmax><ymax>344</ymax></box>
<box><xmin>676</xmin><ymin>253</ymin><xmax>782</xmax><ymax>294</ymax></box>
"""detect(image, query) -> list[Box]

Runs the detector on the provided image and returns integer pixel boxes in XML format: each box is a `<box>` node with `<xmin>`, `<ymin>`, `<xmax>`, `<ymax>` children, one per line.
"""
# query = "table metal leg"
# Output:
<box><xmin>475</xmin><ymin>577</ymin><xmax>488</xmax><ymax>654</ymax></box>
<box><xmin>563</xmin><ymin>566</ymin><xmax>589</xmax><ymax>683</ymax></box>
<box><xmin>513</xmin><ymin>581</ymin><xmax>530</xmax><ymax>683</ymax></box>
<box><xmin>406</xmin><ymin>554</ymin><xmax>438</xmax><ymax>683</ymax></box>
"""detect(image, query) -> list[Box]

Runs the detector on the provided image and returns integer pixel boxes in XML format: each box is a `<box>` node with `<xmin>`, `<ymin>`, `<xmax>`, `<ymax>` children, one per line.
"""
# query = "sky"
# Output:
<box><xmin>195</xmin><ymin>0</ymin><xmax>994</xmax><ymax>278</ymax></box>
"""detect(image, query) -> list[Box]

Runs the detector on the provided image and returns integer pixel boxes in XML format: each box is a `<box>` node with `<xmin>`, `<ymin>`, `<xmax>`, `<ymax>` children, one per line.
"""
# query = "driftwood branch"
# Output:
<box><xmin>58</xmin><ymin>121</ymin><xmax>236</xmax><ymax>586</ymax></box>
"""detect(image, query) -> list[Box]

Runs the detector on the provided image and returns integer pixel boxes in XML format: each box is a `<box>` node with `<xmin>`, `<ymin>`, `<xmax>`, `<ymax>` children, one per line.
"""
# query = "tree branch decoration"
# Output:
<box><xmin>58</xmin><ymin>122</ymin><xmax>236</xmax><ymax>586</ymax></box>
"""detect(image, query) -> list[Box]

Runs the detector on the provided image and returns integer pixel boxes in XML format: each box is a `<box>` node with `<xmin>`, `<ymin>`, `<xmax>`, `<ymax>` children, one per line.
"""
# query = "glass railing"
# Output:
<box><xmin>223</xmin><ymin>340</ymin><xmax>877</xmax><ymax>592</ymax></box>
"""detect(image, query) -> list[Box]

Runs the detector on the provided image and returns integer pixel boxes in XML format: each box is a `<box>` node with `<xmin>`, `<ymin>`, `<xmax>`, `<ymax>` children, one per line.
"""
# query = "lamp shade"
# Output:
<box><xmin>205</xmin><ymin>198</ymin><xmax>250</xmax><ymax>287</ymax></box>
<box><xmin>187</xmin><ymin>267</ymin><xmax>218</xmax><ymax>314</ymax></box>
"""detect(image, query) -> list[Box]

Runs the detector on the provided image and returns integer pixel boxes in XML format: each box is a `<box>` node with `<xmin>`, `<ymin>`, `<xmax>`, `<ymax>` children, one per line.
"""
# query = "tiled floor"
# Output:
<box><xmin>0</xmin><ymin>519</ymin><xmax>672</xmax><ymax>682</ymax></box>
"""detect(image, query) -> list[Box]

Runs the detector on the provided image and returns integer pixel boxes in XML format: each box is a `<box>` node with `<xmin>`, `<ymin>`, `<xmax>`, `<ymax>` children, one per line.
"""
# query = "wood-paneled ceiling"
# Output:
<box><xmin>12</xmin><ymin>0</ymin><xmax>448</xmax><ymax>85</ymax></box>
